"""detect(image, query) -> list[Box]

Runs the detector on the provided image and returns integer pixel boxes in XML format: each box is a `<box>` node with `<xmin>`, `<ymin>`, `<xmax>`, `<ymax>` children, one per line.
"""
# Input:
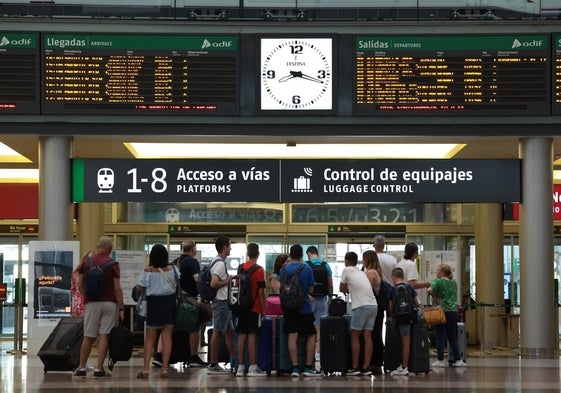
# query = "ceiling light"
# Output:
<box><xmin>0</xmin><ymin>143</ymin><xmax>32</xmax><ymax>163</ymax></box>
<box><xmin>0</xmin><ymin>169</ymin><xmax>39</xmax><ymax>183</ymax></box>
<box><xmin>125</xmin><ymin>143</ymin><xmax>466</xmax><ymax>159</ymax></box>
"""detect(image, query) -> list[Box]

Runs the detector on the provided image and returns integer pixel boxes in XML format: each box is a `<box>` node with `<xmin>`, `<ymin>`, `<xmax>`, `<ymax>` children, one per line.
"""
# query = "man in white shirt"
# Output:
<box><xmin>373</xmin><ymin>235</ymin><xmax>396</xmax><ymax>283</ymax></box>
<box><xmin>396</xmin><ymin>241</ymin><xmax>430</xmax><ymax>290</ymax></box>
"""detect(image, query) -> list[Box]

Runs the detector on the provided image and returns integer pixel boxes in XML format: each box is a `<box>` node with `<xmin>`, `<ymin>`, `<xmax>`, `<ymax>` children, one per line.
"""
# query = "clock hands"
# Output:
<box><xmin>278</xmin><ymin>71</ymin><xmax>324</xmax><ymax>84</ymax></box>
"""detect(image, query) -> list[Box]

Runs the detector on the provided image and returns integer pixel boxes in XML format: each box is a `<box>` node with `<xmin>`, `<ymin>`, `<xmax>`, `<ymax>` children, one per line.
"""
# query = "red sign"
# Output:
<box><xmin>513</xmin><ymin>184</ymin><xmax>561</xmax><ymax>220</ymax></box>
<box><xmin>0</xmin><ymin>283</ymin><xmax>7</xmax><ymax>301</ymax></box>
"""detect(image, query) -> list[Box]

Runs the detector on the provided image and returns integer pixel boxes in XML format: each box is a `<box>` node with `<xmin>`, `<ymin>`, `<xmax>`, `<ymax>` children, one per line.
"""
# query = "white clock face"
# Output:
<box><xmin>260</xmin><ymin>38</ymin><xmax>333</xmax><ymax>110</ymax></box>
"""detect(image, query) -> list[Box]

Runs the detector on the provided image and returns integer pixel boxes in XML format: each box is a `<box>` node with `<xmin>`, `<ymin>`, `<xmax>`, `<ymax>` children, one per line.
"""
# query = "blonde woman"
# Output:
<box><xmin>362</xmin><ymin>250</ymin><xmax>385</xmax><ymax>374</ymax></box>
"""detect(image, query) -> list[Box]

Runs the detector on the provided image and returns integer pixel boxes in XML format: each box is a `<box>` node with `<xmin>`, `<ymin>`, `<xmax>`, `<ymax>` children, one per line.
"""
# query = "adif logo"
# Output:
<box><xmin>512</xmin><ymin>38</ymin><xmax>544</xmax><ymax>49</ymax></box>
<box><xmin>201</xmin><ymin>39</ymin><xmax>233</xmax><ymax>49</ymax></box>
<box><xmin>0</xmin><ymin>36</ymin><xmax>31</xmax><ymax>47</ymax></box>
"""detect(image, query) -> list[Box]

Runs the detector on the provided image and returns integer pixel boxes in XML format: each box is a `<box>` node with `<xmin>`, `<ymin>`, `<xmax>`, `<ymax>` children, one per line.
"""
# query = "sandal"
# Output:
<box><xmin>136</xmin><ymin>371</ymin><xmax>149</xmax><ymax>379</ymax></box>
<box><xmin>161</xmin><ymin>368</ymin><xmax>169</xmax><ymax>378</ymax></box>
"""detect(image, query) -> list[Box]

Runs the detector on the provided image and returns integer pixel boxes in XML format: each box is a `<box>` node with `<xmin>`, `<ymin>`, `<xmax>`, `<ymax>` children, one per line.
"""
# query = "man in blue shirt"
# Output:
<box><xmin>280</xmin><ymin>244</ymin><xmax>321</xmax><ymax>377</ymax></box>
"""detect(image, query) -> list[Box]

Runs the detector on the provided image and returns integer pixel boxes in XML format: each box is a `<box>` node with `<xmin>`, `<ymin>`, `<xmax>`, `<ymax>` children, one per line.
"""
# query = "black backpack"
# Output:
<box><xmin>84</xmin><ymin>257</ymin><xmax>117</xmax><ymax>299</ymax></box>
<box><xmin>197</xmin><ymin>258</ymin><xmax>221</xmax><ymax>301</ymax></box>
<box><xmin>393</xmin><ymin>283</ymin><xmax>417</xmax><ymax>324</ymax></box>
<box><xmin>228</xmin><ymin>264</ymin><xmax>261</xmax><ymax>313</ymax></box>
<box><xmin>306</xmin><ymin>261</ymin><xmax>329</xmax><ymax>296</ymax></box>
<box><xmin>375</xmin><ymin>280</ymin><xmax>392</xmax><ymax>311</ymax></box>
<box><xmin>279</xmin><ymin>264</ymin><xmax>306</xmax><ymax>311</ymax></box>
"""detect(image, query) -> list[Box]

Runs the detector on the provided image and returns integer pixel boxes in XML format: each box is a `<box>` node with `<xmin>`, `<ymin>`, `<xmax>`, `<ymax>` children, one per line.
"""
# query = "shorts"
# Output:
<box><xmin>398</xmin><ymin>323</ymin><xmax>411</xmax><ymax>337</ymax></box>
<box><xmin>283</xmin><ymin>309</ymin><xmax>316</xmax><ymax>336</ymax></box>
<box><xmin>350</xmin><ymin>305</ymin><xmax>377</xmax><ymax>331</ymax></box>
<box><xmin>212</xmin><ymin>299</ymin><xmax>234</xmax><ymax>334</ymax></box>
<box><xmin>311</xmin><ymin>296</ymin><xmax>328</xmax><ymax>327</ymax></box>
<box><xmin>235</xmin><ymin>311</ymin><xmax>260</xmax><ymax>334</ymax></box>
<box><xmin>146</xmin><ymin>294</ymin><xmax>176</xmax><ymax>329</ymax></box>
<box><xmin>83</xmin><ymin>301</ymin><xmax>118</xmax><ymax>338</ymax></box>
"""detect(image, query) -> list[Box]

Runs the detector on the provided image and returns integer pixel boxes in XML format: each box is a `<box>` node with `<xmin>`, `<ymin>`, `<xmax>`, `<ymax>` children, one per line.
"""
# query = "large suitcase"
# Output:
<box><xmin>383</xmin><ymin>320</ymin><xmax>402</xmax><ymax>373</ymax></box>
<box><xmin>233</xmin><ymin>316</ymin><xmax>274</xmax><ymax>375</ymax></box>
<box><xmin>169</xmin><ymin>330</ymin><xmax>191</xmax><ymax>365</ymax></box>
<box><xmin>38</xmin><ymin>317</ymin><xmax>84</xmax><ymax>373</ymax></box>
<box><xmin>408</xmin><ymin>317</ymin><xmax>430</xmax><ymax>374</ymax></box>
<box><xmin>448</xmin><ymin>322</ymin><xmax>467</xmax><ymax>364</ymax></box>
<box><xmin>320</xmin><ymin>315</ymin><xmax>350</xmax><ymax>375</ymax></box>
<box><xmin>276</xmin><ymin>315</ymin><xmax>307</xmax><ymax>374</ymax></box>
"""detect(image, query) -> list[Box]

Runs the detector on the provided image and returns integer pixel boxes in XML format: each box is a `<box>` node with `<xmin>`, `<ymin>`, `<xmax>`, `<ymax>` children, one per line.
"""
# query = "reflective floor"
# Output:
<box><xmin>2</xmin><ymin>341</ymin><xmax>561</xmax><ymax>393</ymax></box>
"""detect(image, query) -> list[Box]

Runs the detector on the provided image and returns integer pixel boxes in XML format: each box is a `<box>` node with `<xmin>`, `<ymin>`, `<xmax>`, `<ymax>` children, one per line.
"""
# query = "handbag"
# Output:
<box><xmin>328</xmin><ymin>295</ymin><xmax>347</xmax><ymax>317</ymax></box>
<box><xmin>185</xmin><ymin>297</ymin><xmax>213</xmax><ymax>324</ymax></box>
<box><xmin>162</xmin><ymin>267</ymin><xmax>199</xmax><ymax>331</ymax></box>
<box><xmin>135</xmin><ymin>290</ymin><xmax>147</xmax><ymax>318</ymax></box>
<box><xmin>265</xmin><ymin>294</ymin><xmax>283</xmax><ymax>316</ymax></box>
<box><xmin>423</xmin><ymin>305</ymin><xmax>446</xmax><ymax>325</ymax></box>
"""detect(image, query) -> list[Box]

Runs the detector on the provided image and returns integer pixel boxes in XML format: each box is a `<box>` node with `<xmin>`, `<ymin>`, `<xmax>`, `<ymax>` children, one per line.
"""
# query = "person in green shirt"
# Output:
<box><xmin>428</xmin><ymin>264</ymin><xmax>467</xmax><ymax>368</ymax></box>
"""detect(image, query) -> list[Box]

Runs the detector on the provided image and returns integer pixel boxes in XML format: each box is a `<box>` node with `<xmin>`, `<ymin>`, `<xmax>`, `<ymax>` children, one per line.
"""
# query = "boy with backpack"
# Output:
<box><xmin>233</xmin><ymin>243</ymin><xmax>266</xmax><ymax>377</ymax></box>
<box><xmin>388</xmin><ymin>267</ymin><xmax>420</xmax><ymax>376</ymax></box>
<box><xmin>279</xmin><ymin>244</ymin><xmax>321</xmax><ymax>377</ymax></box>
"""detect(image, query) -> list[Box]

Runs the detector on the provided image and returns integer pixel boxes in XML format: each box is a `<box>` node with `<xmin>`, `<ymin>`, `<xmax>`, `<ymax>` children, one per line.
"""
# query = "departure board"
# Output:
<box><xmin>354</xmin><ymin>35</ymin><xmax>549</xmax><ymax>115</ymax></box>
<box><xmin>0</xmin><ymin>32</ymin><xmax>39</xmax><ymax>114</ymax></box>
<box><xmin>554</xmin><ymin>34</ymin><xmax>561</xmax><ymax>115</ymax></box>
<box><xmin>42</xmin><ymin>34</ymin><xmax>239</xmax><ymax>114</ymax></box>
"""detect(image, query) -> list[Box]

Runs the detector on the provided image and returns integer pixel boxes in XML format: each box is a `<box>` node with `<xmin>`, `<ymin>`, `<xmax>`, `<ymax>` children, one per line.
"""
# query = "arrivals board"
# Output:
<box><xmin>354</xmin><ymin>35</ymin><xmax>549</xmax><ymax>115</ymax></box>
<box><xmin>0</xmin><ymin>32</ymin><xmax>40</xmax><ymax>114</ymax></box>
<box><xmin>42</xmin><ymin>34</ymin><xmax>239</xmax><ymax>114</ymax></box>
<box><xmin>554</xmin><ymin>34</ymin><xmax>561</xmax><ymax>114</ymax></box>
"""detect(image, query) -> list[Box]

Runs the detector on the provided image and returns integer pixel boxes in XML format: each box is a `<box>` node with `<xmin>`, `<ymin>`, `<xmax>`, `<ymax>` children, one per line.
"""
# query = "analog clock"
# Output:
<box><xmin>260</xmin><ymin>38</ymin><xmax>333</xmax><ymax>110</ymax></box>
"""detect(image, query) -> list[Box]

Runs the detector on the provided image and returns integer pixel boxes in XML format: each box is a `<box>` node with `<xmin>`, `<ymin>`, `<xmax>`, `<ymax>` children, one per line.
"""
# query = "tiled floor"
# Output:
<box><xmin>2</xmin><ymin>342</ymin><xmax>561</xmax><ymax>393</ymax></box>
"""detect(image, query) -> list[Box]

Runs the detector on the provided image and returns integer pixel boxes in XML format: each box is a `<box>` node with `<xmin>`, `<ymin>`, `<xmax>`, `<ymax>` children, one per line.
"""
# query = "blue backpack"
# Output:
<box><xmin>84</xmin><ymin>257</ymin><xmax>117</xmax><ymax>299</ymax></box>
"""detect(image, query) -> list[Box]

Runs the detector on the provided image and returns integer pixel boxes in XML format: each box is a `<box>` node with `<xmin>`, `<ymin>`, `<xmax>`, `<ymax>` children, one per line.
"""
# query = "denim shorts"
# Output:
<box><xmin>350</xmin><ymin>305</ymin><xmax>377</xmax><ymax>331</ymax></box>
<box><xmin>212</xmin><ymin>299</ymin><xmax>234</xmax><ymax>333</ymax></box>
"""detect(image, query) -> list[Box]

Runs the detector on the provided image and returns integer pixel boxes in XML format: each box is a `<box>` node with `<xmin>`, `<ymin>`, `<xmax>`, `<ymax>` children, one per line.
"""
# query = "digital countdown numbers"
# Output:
<box><xmin>42</xmin><ymin>34</ymin><xmax>239</xmax><ymax>114</ymax></box>
<box><xmin>0</xmin><ymin>32</ymin><xmax>39</xmax><ymax>114</ymax></box>
<box><xmin>354</xmin><ymin>35</ymin><xmax>550</xmax><ymax>115</ymax></box>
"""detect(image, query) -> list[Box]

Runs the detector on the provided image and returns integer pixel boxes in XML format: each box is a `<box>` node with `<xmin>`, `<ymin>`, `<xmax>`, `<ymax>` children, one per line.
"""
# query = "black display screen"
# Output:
<box><xmin>0</xmin><ymin>32</ymin><xmax>40</xmax><ymax>114</ymax></box>
<box><xmin>354</xmin><ymin>35</ymin><xmax>550</xmax><ymax>115</ymax></box>
<box><xmin>42</xmin><ymin>33</ymin><xmax>239</xmax><ymax>114</ymax></box>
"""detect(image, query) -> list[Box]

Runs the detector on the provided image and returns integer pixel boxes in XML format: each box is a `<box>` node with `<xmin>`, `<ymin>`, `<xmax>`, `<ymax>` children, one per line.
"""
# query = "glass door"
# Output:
<box><xmin>0</xmin><ymin>235</ymin><xmax>36</xmax><ymax>337</ymax></box>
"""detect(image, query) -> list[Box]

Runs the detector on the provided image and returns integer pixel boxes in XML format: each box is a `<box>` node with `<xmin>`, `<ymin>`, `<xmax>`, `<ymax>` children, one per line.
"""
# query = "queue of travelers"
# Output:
<box><xmin>71</xmin><ymin>235</ymin><xmax>465</xmax><ymax>379</ymax></box>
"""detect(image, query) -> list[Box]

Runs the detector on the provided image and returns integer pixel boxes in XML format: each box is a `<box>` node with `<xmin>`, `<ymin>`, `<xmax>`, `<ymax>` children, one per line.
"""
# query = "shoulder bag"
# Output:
<box><xmin>159</xmin><ymin>267</ymin><xmax>199</xmax><ymax>331</ymax></box>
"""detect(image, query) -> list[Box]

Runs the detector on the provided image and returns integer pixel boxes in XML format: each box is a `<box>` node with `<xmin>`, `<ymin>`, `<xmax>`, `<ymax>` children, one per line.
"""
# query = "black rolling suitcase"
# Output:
<box><xmin>169</xmin><ymin>330</ymin><xmax>191</xmax><ymax>366</ymax></box>
<box><xmin>408</xmin><ymin>316</ymin><xmax>430</xmax><ymax>375</ymax></box>
<box><xmin>383</xmin><ymin>320</ymin><xmax>402</xmax><ymax>373</ymax></box>
<box><xmin>320</xmin><ymin>315</ymin><xmax>350</xmax><ymax>375</ymax></box>
<box><xmin>108</xmin><ymin>324</ymin><xmax>134</xmax><ymax>370</ymax></box>
<box><xmin>38</xmin><ymin>317</ymin><xmax>84</xmax><ymax>373</ymax></box>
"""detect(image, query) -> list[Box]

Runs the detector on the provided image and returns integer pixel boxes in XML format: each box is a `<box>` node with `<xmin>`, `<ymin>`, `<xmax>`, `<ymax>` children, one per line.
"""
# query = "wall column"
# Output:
<box><xmin>77</xmin><ymin>203</ymin><xmax>105</xmax><ymax>256</ymax></box>
<box><xmin>519</xmin><ymin>137</ymin><xmax>555</xmax><ymax>357</ymax></box>
<box><xmin>38</xmin><ymin>136</ymin><xmax>73</xmax><ymax>240</ymax></box>
<box><xmin>475</xmin><ymin>203</ymin><xmax>503</xmax><ymax>350</ymax></box>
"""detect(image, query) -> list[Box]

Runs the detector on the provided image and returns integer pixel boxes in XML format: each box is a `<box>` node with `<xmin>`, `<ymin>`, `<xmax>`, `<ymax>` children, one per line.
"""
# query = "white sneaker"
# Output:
<box><xmin>236</xmin><ymin>366</ymin><xmax>245</xmax><ymax>377</ymax></box>
<box><xmin>432</xmin><ymin>360</ymin><xmax>445</xmax><ymax>368</ymax></box>
<box><xmin>454</xmin><ymin>360</ymin><xmax>467</xmax><ymax>367</ymax></box>
<box><xmin>246</xmin><ymin>365</ymin><xmax>267</xmax><ymax>377</ymax></box>
<box><xmin>391</xmin><ymin>366</ymin><xmax>409</xmax><ymax>376</ymax></box>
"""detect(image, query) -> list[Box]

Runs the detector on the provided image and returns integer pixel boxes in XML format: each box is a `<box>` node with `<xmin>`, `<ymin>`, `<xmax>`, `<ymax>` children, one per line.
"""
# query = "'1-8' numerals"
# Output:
<box><xmin>127</xmin><ymin>168</ymin><xmax>168</xmax><ymax>193</ymax></box>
